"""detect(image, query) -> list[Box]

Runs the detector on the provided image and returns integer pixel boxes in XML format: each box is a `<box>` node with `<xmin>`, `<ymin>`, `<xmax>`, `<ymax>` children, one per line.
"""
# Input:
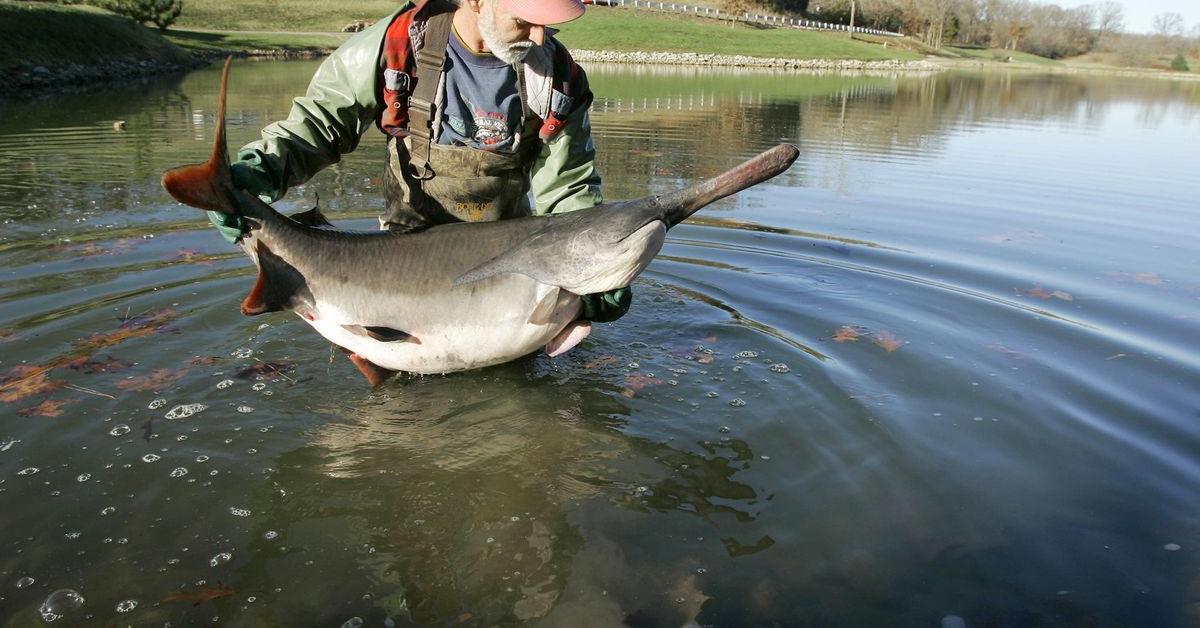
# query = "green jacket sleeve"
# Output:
<box><xmin>233</xmin><ymin>15</ymin><xmax>395</xmax><ymax>202</ymax></box>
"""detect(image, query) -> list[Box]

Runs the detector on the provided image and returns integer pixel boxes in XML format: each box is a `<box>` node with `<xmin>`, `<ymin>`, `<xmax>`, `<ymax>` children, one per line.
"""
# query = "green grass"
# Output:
<box><xmin>176</xmin><ymin>0</ymin><xmax>398</xmax><ymax>32</ymax></box>
<box><xmin>165</xmin><ymin>29</ymin><xmax>349</xmax><ymax>55</ymax></box>
<box><xmin>945</xmin><ymin>46</ymin><xmax>1060</xmax><ymax>65</ymax></box>
<box><xmin>557</xmin><ymin>9</ymin><xmax>920</xmax><ymax>61</ymax></box>
<box><xmin>0</xmin><ymin>0</ymin><xmax>192</xmax><ymax>70</ymax></box>
<box><xmin>174</xmin><ymin>2</ymin><xmax>918</xmax><ymax>62</ymax></box>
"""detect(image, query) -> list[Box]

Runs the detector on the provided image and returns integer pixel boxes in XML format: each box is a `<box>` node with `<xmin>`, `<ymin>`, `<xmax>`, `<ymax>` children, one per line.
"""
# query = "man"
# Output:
<box><xmin>208</xmin><ymin>0</ymin><xmax>630</xmax><ymax>324</ymax></box>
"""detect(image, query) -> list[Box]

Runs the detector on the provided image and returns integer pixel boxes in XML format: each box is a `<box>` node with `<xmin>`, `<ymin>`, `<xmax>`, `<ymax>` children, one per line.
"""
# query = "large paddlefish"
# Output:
<box><xmin>162</xmin><ymin>59</ymin><xmax>798</xmax><ymax>386</ymax></box>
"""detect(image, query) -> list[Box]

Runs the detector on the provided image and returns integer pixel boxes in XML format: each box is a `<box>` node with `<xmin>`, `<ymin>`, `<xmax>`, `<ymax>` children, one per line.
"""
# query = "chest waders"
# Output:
<box><xmin>380</xmin><ymin>6</ymin><xmax>543</xmax><ymax>232</ymax></box>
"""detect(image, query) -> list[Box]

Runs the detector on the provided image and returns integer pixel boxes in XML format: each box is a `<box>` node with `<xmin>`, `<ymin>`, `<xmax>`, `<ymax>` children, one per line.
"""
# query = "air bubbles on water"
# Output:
<box><xmin>232</xmin><ymin>347</ymin><xmax>253</xmax><ymax>359</ymax></box>
<box><xmin>141</xmin><ymin>454</ymin><xmax>160</xmax><ymax>463</ymax></box>
<box><xmin>729</xmin><ymin>399</ymin><xmax>747</xmax><ymax>407</ymax></box>
<box><xmin>148</xmin><ymin>399</ymin><xmax>166</xmax><ymax>410</ymax></box>
<box><xmin>64</xmin><ymin>532</ymin><xmax>81</xmax><ymax>540</ymax></box>
<box><xmin>195</xmin><ymin>455</ymin><xmax>209</xmax><ymax>463</ymax></box>
<box><xmin>705</xmin><ymin>391</ymin><xmax>719</xmax><ymax>399</ymax></box>
<box><xmin>209</xmin><ymin>551</ymin><xmax>232</xmax><ymax>567</ymax></box>
<box><xmin>229</xmin><ymin>507</ymin><xmax>251</xmax><ymax>517</ymax></box>
<box><xmin>263</xmin><ymin>531</ymin><xmax>278</xmax><ymax>540</ymax></box>
<box><xmin>769</xmin><ymin>363</ymin><xmax>790</xmax><ymax>374</ymax></box>
<box><xmin>237</xmin><ymin>405</ymin><xmax>254</xmax><ymax>414</ymax></box>
<box><xmin>342</xmin><ymin>618</ymin><xmax>365</xmax><ymax>628</ymax></box>
<box><xmin>39</xmin><ymin>588</ymin><xmax>85</xmax><ymax>622</ymax></box>
<box><xmin>76</xmin><ymin>473</ymin><xmax>90</xmax><ymax>482</ymax></box>
<box><xmin>1165</xmin><ymin>543</ymin><xmax>1182</xmax><ymax>551</ymax></box>
<box><xmin>18</xmin><ymin>467</ymin><xmax>39</xmax><ymax>476</ymax></box>
<box><xmin>251</xmin><ymin>383</ymin><xmax>266</xmax><ymax>392</ymax></box>
<box><xmin>100</xmin><ymin>506</ymin><xmax>115</xmax><ymax>516</ymax></box>
<box><xmin>734</xmin><ymin>350</ymin><xmax>759</xmax><ymax>359</ymax></box>
<box><xmin>169</xmin><ymin>467</ymin><xmax>188</xmax><ymax>478</ymax></box>
<box><xmin>109</xmin><ymin>424</ymin><xmax>131</xmax><ymax>436</ymax></box>
<box><xmin>216</xmin><ymin>379</ymin><xmax>235</xmax><ymax>389</ymax></box>
<box><xmin>164</xmin><ymin>404</ymin><xmax>207</xmax><ymax>420</ymax></box>
<box><xmin>16</xmin><ymin>576</ymin><xmax>35</xmax><ymax>588</ymax></box>
<box><xmin>114</xmin><ymin>599</ymin><xmax>137</xmax><ymax>613</ymax></box>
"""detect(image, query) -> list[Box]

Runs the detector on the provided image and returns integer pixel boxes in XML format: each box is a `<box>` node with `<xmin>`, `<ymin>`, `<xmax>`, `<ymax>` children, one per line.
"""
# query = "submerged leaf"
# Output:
<box><xmin>169</xmin><ymin>248</ymin><xmax>214</xmax><ymax>266</ymax></box>
<box><xmin>0</xmin><ymin>365</ymin><xmax>65</xmax><ymax>404</ymax></box>
<box><xmin>66</xmin><ymin>356</ymin><xmax>133</xmax><ymax>374</ymax></box>
<box><xmin>17</xmin><ymin>398</ymin><xmax>77</xmax><ymax>418</ymax></box>
<box><xmin>872</xmin><ymin>330</ymin><xmax>905</xmax><ymax>352</ymax></box>
<box><xmin>75</xmin><ymin>308</ymin><xmax>180</xmax><ymax>354</ymax></box>
<box><xmin>1017</xmin><ymin>287</ymin><xmax>1073</xmax><ymax>301</ymax></box>
<box><xmin>162</xmin><ymin>583</ymin><xmax>235</xmax><ymax>606</ymax></box>
<box><xmin>832</xmin><ymin>326</ymin><xmax>865</xmax><ymax>343</ymax></box>
<box><xmin>115</xmin><ymin>368</ymin><xmax>189</xmax><ymax>392</ymax></box>
<box><xmin>190</xmin><ymin>356</ymin><xmax>223</xmax><ymax>366</ymax></box>
<box><xmin>236</xmin><ymin>361</ymin><xmax>296</xmax><ymax>381</ymax></box>
<box><xmin>1107</xmin><ymin>271</ymin><xmax>1164</xmax><ymax>286</ymax></box>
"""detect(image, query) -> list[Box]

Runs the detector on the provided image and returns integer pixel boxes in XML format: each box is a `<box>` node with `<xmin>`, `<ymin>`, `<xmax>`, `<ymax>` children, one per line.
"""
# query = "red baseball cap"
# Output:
<box><xmin>502</xmin><ymin>0</ymin><xmax>585</xmax><ymax>25</ymax></box>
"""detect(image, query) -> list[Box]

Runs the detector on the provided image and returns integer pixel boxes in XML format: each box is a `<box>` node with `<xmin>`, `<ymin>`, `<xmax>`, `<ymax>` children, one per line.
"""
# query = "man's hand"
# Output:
<box><xmin>579</xmin><ymin>286</ymin><xmax>632</xmax><ymax>323</ymax></box>
<box><xmin>205</xmin><ymin>163</ymin><xmax>258</xmax><ymax>244</ymax></box>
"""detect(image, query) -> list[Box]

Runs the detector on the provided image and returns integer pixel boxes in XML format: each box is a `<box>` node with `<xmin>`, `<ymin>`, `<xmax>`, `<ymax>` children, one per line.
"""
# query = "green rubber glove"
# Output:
<box><xmin>205</xmin><ymin>162</ymin><xmax>261</xmax><ymax>244</ymax></box>
<box><xmin>579</xmin><ymin>286</ymin><xmax>632</xmax><ymax>323</ymax></box>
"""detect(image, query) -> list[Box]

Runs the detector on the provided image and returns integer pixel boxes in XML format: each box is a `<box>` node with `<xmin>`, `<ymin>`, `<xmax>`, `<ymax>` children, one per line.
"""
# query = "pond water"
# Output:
<box><xmin>1</xmin><ymin>60</ymin><xmax>1198</xmax><ymax>626</ymax></box>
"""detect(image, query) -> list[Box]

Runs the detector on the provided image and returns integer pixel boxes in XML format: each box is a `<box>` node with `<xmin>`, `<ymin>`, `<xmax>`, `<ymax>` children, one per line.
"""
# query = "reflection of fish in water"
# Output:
<box><xmin>141</xmin><ymin>418</ymin><xmax>152</xmax><ymax>443</ymax></box>
<box><xmin>161</xmin><ymin>59</ymin><xmax>798</xmax><ymax>386</ymax></box>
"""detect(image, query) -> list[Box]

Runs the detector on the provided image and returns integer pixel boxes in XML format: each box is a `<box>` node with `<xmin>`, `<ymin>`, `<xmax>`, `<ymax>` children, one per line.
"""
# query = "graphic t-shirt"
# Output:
<box><xmin>437</xmin><ymin>31</ymin><xmax>522</xmax><ymax>153</ymax></box>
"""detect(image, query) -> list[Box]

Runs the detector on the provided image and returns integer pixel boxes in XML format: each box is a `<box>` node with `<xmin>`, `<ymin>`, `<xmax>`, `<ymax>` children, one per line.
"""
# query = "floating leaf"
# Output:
<box><xmin>17</xmin><ymin>398</ymin><xmax>76</xmax><ymax>417</ymax></box>
<box><xmin>832</xmin><ymin>325</ymin><xmax>865</xmax><ymax>343</ymax></box>
<box><xmin>1017</xmin><ymin>287</ymin><xmax>1073</xmax><ymax>301</ymax></box>
<box><xmin>0</xmin><ymin>365</ymin><xmax>65</xmax><ymax>404</ymax></box>
<box><xmin>115</xmin><ymin>368</ymin><xmax>188</xmax><ymax>392</ymax></box>
<box><xmin>872</xmin><ymin>330</ymin><xmax>904</xmax><ymax>352</ymax></box>
<box><xmin>162</xmin><ymin>583</ymin><xmax>235</xmax><ymax>606</ymax></box>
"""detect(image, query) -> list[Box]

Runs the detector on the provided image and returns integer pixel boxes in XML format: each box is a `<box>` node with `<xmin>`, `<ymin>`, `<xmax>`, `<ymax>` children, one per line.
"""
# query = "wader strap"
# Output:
<box><xmin>408</xmin><ymin>2</ymin><xmax>455</xmax><ymax>180</ymax></box>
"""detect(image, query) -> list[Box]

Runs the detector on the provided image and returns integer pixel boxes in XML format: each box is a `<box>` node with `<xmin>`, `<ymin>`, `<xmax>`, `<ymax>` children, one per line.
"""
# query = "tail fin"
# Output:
<box><xmin>658</xmin><ymin>144</ymin><xmax>799</xmax><ymax>227</ymax></box>
<box><xmin>161</xmin><ymin>57</ymin><xmax>238</xmax><ymax>214</ymax></box>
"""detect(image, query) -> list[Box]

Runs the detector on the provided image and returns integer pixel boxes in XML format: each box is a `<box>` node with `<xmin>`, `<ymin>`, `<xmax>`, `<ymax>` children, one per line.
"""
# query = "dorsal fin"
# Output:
<box><xmin>289</xmin><ymin>194</ymin><xmax>334</xmax><ymax>228</ymax></box>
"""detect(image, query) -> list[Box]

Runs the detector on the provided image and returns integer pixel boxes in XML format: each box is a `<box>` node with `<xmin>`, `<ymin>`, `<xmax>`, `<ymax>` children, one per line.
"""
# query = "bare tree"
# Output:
<box><xmin>1090</xmin><ymin>0</ymin><xmax>1123</xmax><ymax>49</ymax></box>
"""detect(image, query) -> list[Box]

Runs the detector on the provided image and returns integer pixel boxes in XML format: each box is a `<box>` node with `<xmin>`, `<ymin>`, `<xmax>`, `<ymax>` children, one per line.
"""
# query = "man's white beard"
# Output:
<box><xmin>479</xmin><ymin>3</ymin><xmax>533</xmax><ymax>64</ymax></box>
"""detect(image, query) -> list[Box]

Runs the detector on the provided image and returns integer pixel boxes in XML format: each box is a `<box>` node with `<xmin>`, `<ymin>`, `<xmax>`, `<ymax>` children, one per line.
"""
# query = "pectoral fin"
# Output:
<box><xmin>242</xmin><ymin>242</ymin><xmax>311</xmax><ymax>316</ymax></box>
<box><xmin>341</xmin><ymin>324</ymin><xmax>420</xmax><ymax>343</ymax></box>
<box><xmin>527</xmin><ymin>285</ymin><xmax>561</xmax><ymax>325</ymax></box>
<box><xmin>546</xmin><ymin>321</ymin><xmax>592</xmax><ymax>357</ymax></box>
<box><xmin>346</xmin><ymin>352</ymin><xmax>398</xmax><ymax>387</ymax></box>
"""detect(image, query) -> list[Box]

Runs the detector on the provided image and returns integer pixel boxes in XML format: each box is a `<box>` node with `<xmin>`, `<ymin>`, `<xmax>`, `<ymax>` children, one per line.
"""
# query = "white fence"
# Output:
<box><xmin>595</xmin><ymin>0</ymin><xmax>903</xmax><ymax>37</ymax></box>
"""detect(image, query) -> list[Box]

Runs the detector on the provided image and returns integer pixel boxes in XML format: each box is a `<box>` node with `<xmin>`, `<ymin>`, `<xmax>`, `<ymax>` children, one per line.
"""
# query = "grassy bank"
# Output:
<box><xmin>0</xmin><ymin>0</ymin><xmax>192</xmax><ymax>71</ymax></box>
<box><xmin>173</xmin><ymin>3</ymin><xmax>920</xmax><ymax>62</ymax></box>
<box><xmin>164</xmin><ymin>29</ymin><xmax>348</xmax><ymax>56</ymax></box>
<box><xmin>559</xmin><ymin>9</ymin><xmax>919</xmax><ymax>61</ymax></box>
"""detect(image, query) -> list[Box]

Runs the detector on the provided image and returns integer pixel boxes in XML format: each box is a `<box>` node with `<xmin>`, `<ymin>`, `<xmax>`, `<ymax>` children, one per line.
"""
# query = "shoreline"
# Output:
<box><xmin>4</xmin><ymin>47</ymin><xmax>1196</xmax><ymax>100</ymax></box>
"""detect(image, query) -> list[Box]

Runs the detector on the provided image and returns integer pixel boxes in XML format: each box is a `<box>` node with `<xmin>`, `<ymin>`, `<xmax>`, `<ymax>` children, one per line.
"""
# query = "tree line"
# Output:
<box><xmin>40</xmin><ymin>0</ymin><xmax>183</xmax><ymax>30</ymax></box>
<box><xmin>739</xmin><ymin>0</ymin><xmax>1199</xmax><ymax>67</ymax></box>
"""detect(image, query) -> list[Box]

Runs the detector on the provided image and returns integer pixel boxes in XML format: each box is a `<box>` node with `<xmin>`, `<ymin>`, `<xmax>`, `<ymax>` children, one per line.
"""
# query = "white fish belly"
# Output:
<box><xmin>302</xmin><ymin>275</ymin><xmax>582</xmax><ymax>374</ymax></box>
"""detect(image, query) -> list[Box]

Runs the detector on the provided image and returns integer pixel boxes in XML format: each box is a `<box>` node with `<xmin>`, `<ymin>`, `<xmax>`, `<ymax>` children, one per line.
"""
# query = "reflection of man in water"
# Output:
<box><xmin>206</xmin><ymin>0</ymin><xmax>630</xmax><ymax>323</ymax></box>
<box><xmin>255</xmin><ymin>368</ymin><xmax>760</xmax><ymax>625</ymax></box>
